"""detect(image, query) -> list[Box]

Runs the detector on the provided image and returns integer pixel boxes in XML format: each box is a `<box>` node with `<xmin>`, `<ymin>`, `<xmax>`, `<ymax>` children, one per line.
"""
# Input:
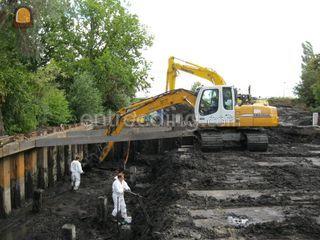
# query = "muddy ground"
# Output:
<box><xmin>134</xmin><ymin>140</ymin><xmax>320</xmax><ymax>239</ymax></box>
<box><xmin>1</xmin><ymin>126</ymin><xmax>320</xmax><ymax>240</ymax></box>
<box><xmin>1</xmin><ymin>104</ymin><xmax>320</xmax><ymax>239</ymax></box>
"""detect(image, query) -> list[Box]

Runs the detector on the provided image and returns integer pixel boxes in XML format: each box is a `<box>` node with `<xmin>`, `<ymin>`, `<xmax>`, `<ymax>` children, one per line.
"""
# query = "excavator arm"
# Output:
<box><xmin>166</xmin><ymin>56</ymin><xmax>226</xmax><ymax>91</ymax></box>
<box><xmin>99</xmin><ymin>89</ymin><xmax>196</xmax><ymax>161</ymax></box>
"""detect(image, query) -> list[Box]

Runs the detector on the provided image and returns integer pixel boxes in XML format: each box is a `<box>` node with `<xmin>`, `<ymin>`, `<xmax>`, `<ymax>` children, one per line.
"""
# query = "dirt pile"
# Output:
<box><xmin>277</xmin><ymin>106</ymin><xmax>313</xmax><ymax>126</ymax></box>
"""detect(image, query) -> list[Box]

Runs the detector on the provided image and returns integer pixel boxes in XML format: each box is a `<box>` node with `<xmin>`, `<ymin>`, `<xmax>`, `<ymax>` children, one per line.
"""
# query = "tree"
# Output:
<box><xmin>295</xmin><ymin>42</ymin><xmax>320</xmax><ymax>108</ymax></box>
<box><xmin>0</xmin><ymin>0</ymin><xmax>153</xmax><ymax>134</ymax></box>
<box><xmin>40</xmin><ymin>87</ymin><xmax>71</xmax><ymax>126</ymax></box>
<box><xmin>0</xmin><ymin>21</ymin><xmax>39</xmax><ymax>134</ymax></box>
<box><xmin>191</xmin><ymin>81</ymin><xmax>203</xmax><ymax>92</ymax></box>
<box><xmin>0</xmin><ymin>0</ymin><xmax>71</xmax><ymax>133</ymax></box>
<box><xmin>68</xmin><ymin>72</ymin><xmax>103</xmax><ymax>121</ymax></box>
<box><xmin>41</xmin><ymin>0</ymin><xmax>153</xmax><ymax>110</ymax></box>
<box><xmin>32</xmin><ymin>63</ymin><xmax>71</xmax><ymax>126</ymax></box>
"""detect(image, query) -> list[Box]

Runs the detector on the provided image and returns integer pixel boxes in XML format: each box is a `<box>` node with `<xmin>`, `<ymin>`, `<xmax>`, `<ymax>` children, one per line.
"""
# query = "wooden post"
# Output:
<box><xmin>313</xmin><ymin>113</ymin><xmax>319</xmax><ymax>126</ymax></box>
<box><xmin>83</xmin><ymin>145</ymin><xmax>89</xmax><ymax>162</ymax></box>
<box><xmin>16</xmin><ymin>153</ymin><xmax>25</xmax><ymax>202</ymax></box>
<box><xmin>71</xmin><ymin>145</ymin><xmax>77</xmax><ymax>160</ymax></box>
<box><xmin>0</xmin><ymin>157</ymin><xmax>11</xmax><ymax>217</ymax></box>
<box><xmin>97</xmin><ymin>196</ymin><xmax>108</xmax><ymax>225</ymax></box>
<box><xmin>48</xmin><ymin>146</ymin><xmax>57</xmax><ymax>187</ymax></box>
<box><xmin>32</xmin><ymin>189</ymin><xmax>44</xmax><ymax>213</ymax></box>
<box><xmin>78</xmin><ymin>145</ymin><xmax>83</xmax><ymax>160</ymax></box>
<box><xmin>25</xmin><ymin>149</ymin><xmax>38</xmax><ymax>199</ymax></box>
<box><xmin>10</xmin><ymin>153</ymin><xmax>24</xmax><ymax>208</ymax></box>
<box><xmin>64</xmin><ymin>145</ymin><xmax>72</xmax><ymax>176</ymax></box>
<box><xmin>129</xmin><ymin>166</ymin><xmax>137</xmax><ymax>186</ymax></box>
<box><xmin>37</xmin><ymin>147</ymin><xmax>48</xmax><ymax>189</ymax></box>
<box><xmin>62</xmin><ymin>224</ymin><xmax>76</xmax><ymax>240</ymax></box>
<box><xmin>57</xmin><ymin>146</ymin><xmax>65</xmax><ymax>180</ymax></box>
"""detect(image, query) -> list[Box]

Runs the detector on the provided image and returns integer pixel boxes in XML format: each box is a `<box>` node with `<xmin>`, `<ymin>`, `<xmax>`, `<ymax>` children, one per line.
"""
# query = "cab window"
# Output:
<box><xmin>223</xmin><ymin>87</ymin><xmax>233</xmax><ymax>110</ymax></box>
<box><xmin>199</xmin><ymin>89</ymin><xmax>219</xmax><ymax>116</ymax></box>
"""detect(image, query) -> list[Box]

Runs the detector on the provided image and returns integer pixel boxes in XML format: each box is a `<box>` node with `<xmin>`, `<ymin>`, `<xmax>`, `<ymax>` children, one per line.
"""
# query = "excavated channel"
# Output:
<box><xmin>128</xmin><ymin>129</ymin><xmax>320</xmax><ymax>239</ymax></box>
<box><xmin>1</xmin><ymin>127</ymin><xmax>320</xmax><ymax>239</ymax></box>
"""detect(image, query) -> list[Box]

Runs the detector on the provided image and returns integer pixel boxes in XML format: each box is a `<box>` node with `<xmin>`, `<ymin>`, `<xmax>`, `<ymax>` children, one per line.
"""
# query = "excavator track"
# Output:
<box><xmin>199</xmin><ymin>132</ymin><xmax>223</xmax><ymax>150</ymax></box>
<box><xmin>245</xmin><ymin>133</ymin><xmax>268</xmax><ymax>152</ymax></box>
<box><xmin>198</xmin><ymin>130</ymin><xmax>268</xmax><ymax>152</ymax></box>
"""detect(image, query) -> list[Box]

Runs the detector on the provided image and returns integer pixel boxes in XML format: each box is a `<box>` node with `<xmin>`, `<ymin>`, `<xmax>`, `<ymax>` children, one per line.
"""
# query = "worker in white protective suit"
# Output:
<box><xmin>70</xmin><ymin>156</ymin><xmax>84</xmax><ymax>190</ymax></box>
<box><xmin>112</xmin><ymin>172</ymin><xmax>131</xmax><ymax>222</ymax></box>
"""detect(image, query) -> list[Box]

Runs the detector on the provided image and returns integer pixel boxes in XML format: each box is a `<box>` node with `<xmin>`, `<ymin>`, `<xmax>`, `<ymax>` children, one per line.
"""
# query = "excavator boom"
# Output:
<box><xmin>99</xmin><ymin>89</ymin><xmax>196</xmax><ymax>161</ymax></box>
<box><xmin>166</xmin><ymin>56</ymin><xmax>226</xmax><ymax>91</ymax></box>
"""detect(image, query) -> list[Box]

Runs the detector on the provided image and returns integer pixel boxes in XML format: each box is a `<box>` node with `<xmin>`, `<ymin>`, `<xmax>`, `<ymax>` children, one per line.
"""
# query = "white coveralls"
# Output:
<box><xmin>70</xmin><ymin>160</ymin><xmax>83</xmax><ymax>190</ymax></box>
<box><xmin>112</xmin><ymin>177</ymin><xmax>131</xmax><ymax>219</ymax></box>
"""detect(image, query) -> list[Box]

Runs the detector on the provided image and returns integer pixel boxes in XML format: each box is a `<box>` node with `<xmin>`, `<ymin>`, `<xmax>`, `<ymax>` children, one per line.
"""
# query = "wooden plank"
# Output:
<box><xmin>36</xmin><ymin>130</ymin><xmax>193</xmax><ymax>147</ymax></box>
<box><xmin>65</xmin><ymin>127</ymin><xmax>172</xmax><ymax>137</ymax></box>
<box><xmin>19</xmin><ymin>140</ymin><xmax>35</xmax><ymax>151</ymax></box>
<box><xmin>0</xmin><ymin>127</ymin><xmax>192</xmax><ymax>156</ymax></box>
<box><xmin>0</xmin><ymin>140</ymin><xmax>35</xmax><ymax>158</ymax></box>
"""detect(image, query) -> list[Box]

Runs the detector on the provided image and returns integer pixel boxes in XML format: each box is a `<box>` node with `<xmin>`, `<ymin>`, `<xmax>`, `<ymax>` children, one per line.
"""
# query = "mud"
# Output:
<box><xmin>132</xmin><ymin>139</ymin><xmax>320</xmax><ymax>239</ymax></box>
<box><xmin>0</xmin><ymin>105</ymin><xmax>320</xmax><ymax>239</ymax></box>
<box><xmin>1</xmin><ymin>134</ymin><xmax>320</xmax><ymax>239</ymax></box>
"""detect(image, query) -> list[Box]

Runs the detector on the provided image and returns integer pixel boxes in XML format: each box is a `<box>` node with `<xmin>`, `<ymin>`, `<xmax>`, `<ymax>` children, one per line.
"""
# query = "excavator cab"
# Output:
<box><xmin>195</xmin><ymin>86</ymin><xmax>236</xmax><ymax>127</ymax></box>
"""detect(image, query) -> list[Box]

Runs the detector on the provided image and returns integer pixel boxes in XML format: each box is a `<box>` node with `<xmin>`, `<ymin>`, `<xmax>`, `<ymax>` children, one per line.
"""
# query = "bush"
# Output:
<box><xmin>39</xmin><ymin>87</ymin><xmax>71</xmax><ymax>126</ymax></box>
<box><xmin>68</xmin><ymin>73</ymin><xmax>103</xmax><ymax>121</ymax></box>
<box><xmin>1</xmin><ymin>68</ymin><xmax>38</xmax><ymax>134</ymax></box>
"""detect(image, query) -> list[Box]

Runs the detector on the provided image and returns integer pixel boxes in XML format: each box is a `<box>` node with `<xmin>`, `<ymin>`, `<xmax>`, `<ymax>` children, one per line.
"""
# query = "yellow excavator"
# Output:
<box><xmin>99</xmin><ymin>57</ymin><xmax>278</xmax><ymax>161</ymax></box>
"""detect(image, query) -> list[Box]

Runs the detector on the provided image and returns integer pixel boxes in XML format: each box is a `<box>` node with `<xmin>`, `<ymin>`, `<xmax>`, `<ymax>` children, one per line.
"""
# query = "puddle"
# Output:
<box><xmin>303</xmin><ymin>144</ymin><xmax>320</xmax><ymax>149</ymax></box>
<box><xmin>180</xmin><ymin>154</ymin><xmax>192</xmax><ymax>160</ymax></box>
<box><xmin>307</xmin><ymin>157</ymin><xmax>320</xmax><ymax>166</ymax></box>
<box><xmin>188</xmin><ymin>190</ymin><xmax>262</xmax><ymax>200</ymax></box>
<box><xmin>310</xmin><ymin>151</ymin><xmax>320</xmax><ymax>154</ymax></box>
<box><xmin>177</xmin><ymin>148</ymin><xmax>190</xmax><ymax>153</ymax></box>
<box><xmin>190</xmin><ymin>206</ymin><xmax>285</xmax><ymax>229</ymax></box>
<box><xmin>227</xmin><ymin>213</ymin><xmax>249</xmax><ymax>227</ymax></box>
<box><xmin>225</xmin><ymin>175</ymin><xmax>264</xmax><ymax>184</ymax></box>
<box><xmin>255</xmin><ymin>161</ymin><xmax>294</xmax><ymax>166</ymax></box>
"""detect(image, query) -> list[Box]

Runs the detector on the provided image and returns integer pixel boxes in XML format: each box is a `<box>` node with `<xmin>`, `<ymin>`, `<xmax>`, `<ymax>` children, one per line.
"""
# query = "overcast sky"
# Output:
<box><xmin>129</xmin><ymin>0</ymin><xmax>320</xmax><ymax>98</ymax></box>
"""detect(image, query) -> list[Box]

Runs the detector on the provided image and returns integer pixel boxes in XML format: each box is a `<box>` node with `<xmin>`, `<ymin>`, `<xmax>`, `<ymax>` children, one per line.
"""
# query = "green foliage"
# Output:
<box><xmin>313</xmin><ymin>77</ymin><xmax>320</xmax><ymax>106</ymax></box>
<box><xmin>39</xmin><ymin>0</ymin><xmax>153</xmax><ymax>110</ymax></box>
<box><xmin>69</xmin><ymin>72</ymin><xmax>103</xmax><ymax>121</ymax></box>
<box><xmin>191</xmin><ymin>81</ymin><xmax>203</xmax><ymax>92</ymax></box>
<box><xmin>295</xmin><ymin>42</ymin><xmax>320</xmax><ymax>108</ymax></box>
<box><xmin>32</xmin><ymin>63</ymin><xmax>71</xmax><ymax>126</ymax></box>
<box><xmin>0</xmin><ymin>16</ymin><xmax>38</xmax><ymax>134</ymax></box>
<box><xmin>1</xmin><ymin>69</ymin><xmax>38</xmax><ymax>134</ymax></box>
<box><xmin>0</xmin><ymin>0</ymin><xmax>152</xmax><ymax>134</ymax></box>
<box><xmin>40</xmin><ymin>87</ymin><xmax>71</xmax><ymax>126</ymax></box>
